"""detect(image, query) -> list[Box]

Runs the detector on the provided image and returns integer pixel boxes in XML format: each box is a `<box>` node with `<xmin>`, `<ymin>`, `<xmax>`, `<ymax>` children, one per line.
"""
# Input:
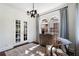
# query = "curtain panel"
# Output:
<box><xmin>60</xmin><ymin>7</ymin><xmax>69</xmax><ymax>39</ymax></box>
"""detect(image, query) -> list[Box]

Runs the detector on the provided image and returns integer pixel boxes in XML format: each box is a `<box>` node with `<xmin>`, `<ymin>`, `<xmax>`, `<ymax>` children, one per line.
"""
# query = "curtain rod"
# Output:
<box><xmin>39</xmin><ymin>6</ymin><xmax>68</xmax><ymax>16</ymax></box>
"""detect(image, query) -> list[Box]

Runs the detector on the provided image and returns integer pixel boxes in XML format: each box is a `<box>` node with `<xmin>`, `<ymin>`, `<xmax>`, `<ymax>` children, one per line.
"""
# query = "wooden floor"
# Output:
<box><xmin>0</xmin><ymin>42</ymin><xmax>30</xmax><ymax>56</ymax></box>
<box><xmin>0</xmin><ymin>42</ymin><xmax>40</xmax><ymax>56</ymax></box>
<box><xmin>0</xmin><ymin>52</ymin><xmax>6</xmax><ymax>56</ymax></box>
<box><xmin>4</xmin><ymin>43</ymin><xmax>46</xmax><ymax>56</ymax></box>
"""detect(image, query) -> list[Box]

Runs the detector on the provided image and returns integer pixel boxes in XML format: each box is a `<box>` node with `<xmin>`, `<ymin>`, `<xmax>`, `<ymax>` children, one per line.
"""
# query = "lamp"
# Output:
<box><xmin>27</xmin><ymin>3</ymin><xmax>37</xmax><ymax>18</ymax></box>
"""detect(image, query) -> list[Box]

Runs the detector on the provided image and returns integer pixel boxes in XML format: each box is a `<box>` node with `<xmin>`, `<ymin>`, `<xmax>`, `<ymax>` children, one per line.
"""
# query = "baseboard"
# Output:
<box><xmin>31</xmin><ymin>41</ymin><xmax>39</xmax><ymax>44</ymax></box>
<box><xmin>0</xmin><ymin>45</ymin><xmax>13</xmax><ymax>52</ymax></box>
<box><xmin>14</xmin><ymin>42</ymin><xmax>30</xmax><ymax>48</ymax></box>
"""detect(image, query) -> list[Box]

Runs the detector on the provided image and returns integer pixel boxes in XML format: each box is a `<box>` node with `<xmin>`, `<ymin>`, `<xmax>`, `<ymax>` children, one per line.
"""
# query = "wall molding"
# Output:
<box><xmin>39</xmin><ymin>3</ymin><xmax>67</xmax><ymax>16</ymax></box>
<box><xmin>0</xmin><ymin>45</ymin><xmax>14</xmax><ymax>52</ymax></box>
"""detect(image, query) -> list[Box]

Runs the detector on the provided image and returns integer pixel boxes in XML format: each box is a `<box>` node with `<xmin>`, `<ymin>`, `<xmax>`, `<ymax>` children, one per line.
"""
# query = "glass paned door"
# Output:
<box><xmin>16</xmin><ymin>20</ymin><xmax>21</xmax><ymax>42</ymax></box>
<box><xmin>24</xmin><ymin>22</ymin><xmax>27</xmax><ymax>41</ymax></box>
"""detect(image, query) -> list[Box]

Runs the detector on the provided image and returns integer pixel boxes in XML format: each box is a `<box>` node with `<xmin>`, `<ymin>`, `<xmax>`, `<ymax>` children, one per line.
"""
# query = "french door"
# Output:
<box><xmin>15</xmin><ymin>20</ymin><xmax>27</xmax><ymax>45</ymax></box>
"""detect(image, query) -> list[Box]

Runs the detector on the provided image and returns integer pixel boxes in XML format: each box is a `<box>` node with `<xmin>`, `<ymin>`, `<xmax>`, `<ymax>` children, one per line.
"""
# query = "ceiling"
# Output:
<box><xmin>6</xmin><ymin>3</ymin><xmax>64</xmax><ymax>14</ymax></box>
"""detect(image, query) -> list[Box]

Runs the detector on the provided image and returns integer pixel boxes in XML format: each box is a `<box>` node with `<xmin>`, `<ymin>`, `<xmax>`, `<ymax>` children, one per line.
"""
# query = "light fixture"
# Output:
<box><xmin>27</xmin><ymin>3</ymin><xmax>37</xmax><ymax>18</ymax></box>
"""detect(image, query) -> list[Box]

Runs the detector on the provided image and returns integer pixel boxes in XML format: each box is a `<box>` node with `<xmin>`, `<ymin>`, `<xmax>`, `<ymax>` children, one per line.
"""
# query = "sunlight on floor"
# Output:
<box><xmin>25</xmin><ymin>50</ymin><xmax>30</xmax><ymax>54</ymax></box>
<box><xmin>5</xmin><ymin>43</ymin><xmax>46</xmax><ymax>56</ymax></box>
<box><xmin>29</xmin><ymin>45</ymin><xmax>39</xmax><ymax>50</ymax></box>
<box><xmin>30</xmin><ymin>54</ymin><xmax>35</xmax><ymax>56</ymax></box>
<box><xmin>36</xmin><ymin>51</ymin><xmax>45</xmax><ymax>56</ymax></box>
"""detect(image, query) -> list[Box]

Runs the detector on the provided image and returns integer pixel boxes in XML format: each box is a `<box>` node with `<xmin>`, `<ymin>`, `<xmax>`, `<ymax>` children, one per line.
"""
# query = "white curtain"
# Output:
<box><xmin>76</xmin><ymin>3</ymin><xmax>79</xmax><ymax>56</ymax></box>
<box><xmin>60</xmin><ymin>7</ymin><xmax>69</xmax><ymax>39</ymax></box>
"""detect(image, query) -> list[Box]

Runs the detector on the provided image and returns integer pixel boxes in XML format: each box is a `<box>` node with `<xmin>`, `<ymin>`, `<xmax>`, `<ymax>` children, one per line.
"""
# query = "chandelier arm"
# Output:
<box><xmin>33</xmin><ymin>3</ymin><xmax>34</xmax><ymax>10</ymax></box>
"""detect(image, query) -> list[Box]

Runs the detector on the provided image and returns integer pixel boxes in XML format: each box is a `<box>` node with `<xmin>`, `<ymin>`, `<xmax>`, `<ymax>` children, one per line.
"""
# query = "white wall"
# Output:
<box><xmin>0</xmin><ymin>4</ymin><xmax>36</xmax><ymax>52</ymax></box>
<box><xmin>27</xmin><ymin>17</ymin><xmax>36</xmax><ymax>42</ymax></box>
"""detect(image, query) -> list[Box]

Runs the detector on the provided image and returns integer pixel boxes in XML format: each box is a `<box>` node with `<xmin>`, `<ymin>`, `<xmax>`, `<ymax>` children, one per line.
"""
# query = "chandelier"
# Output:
<box><xmin>27</xmin><ymin>3</ymin><xmax>37</xmax><ymax>18</ymax></box>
